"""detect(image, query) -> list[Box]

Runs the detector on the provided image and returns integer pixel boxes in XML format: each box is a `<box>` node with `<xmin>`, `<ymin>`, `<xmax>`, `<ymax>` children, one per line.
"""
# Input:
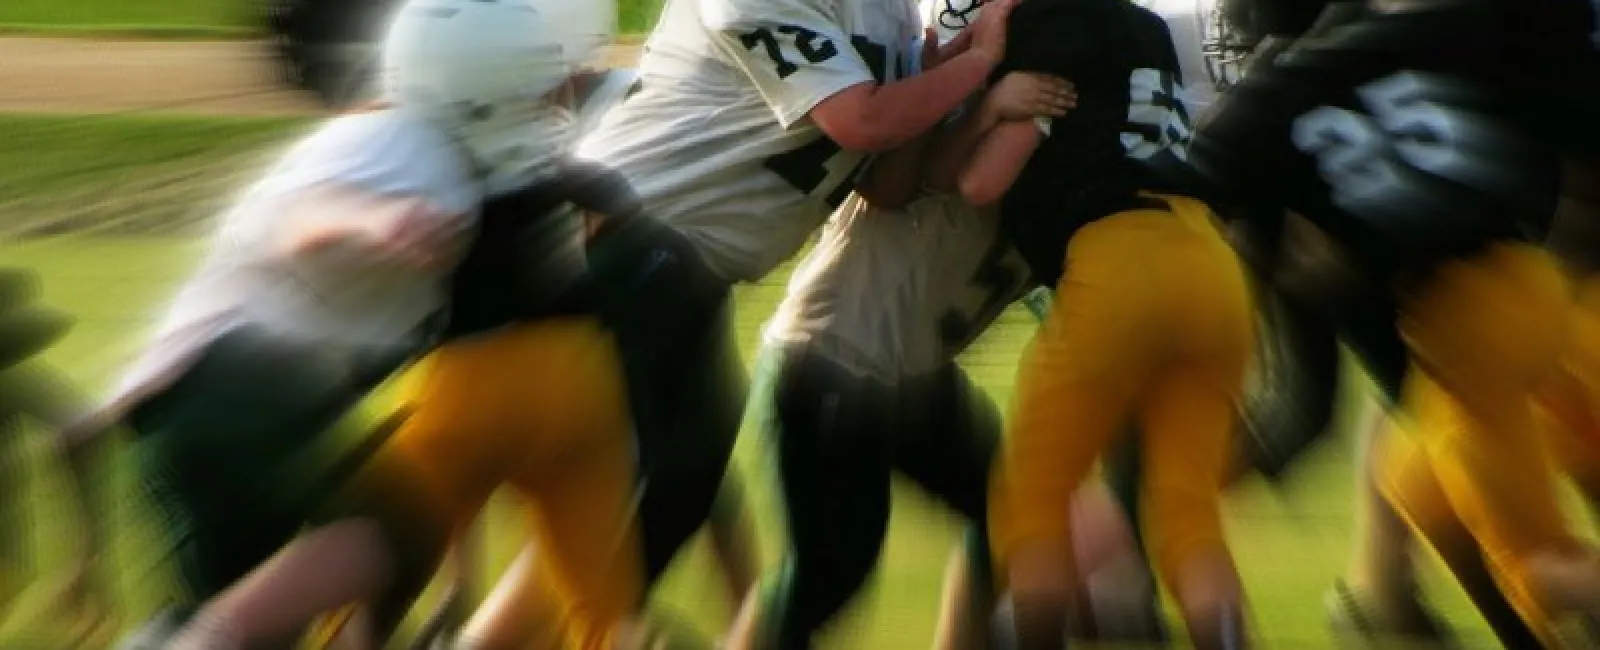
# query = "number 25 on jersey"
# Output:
<box><xmin>1291</xmin><ymin>71</ymin><xmax>1522</xmax><ymax>221</ymax></box>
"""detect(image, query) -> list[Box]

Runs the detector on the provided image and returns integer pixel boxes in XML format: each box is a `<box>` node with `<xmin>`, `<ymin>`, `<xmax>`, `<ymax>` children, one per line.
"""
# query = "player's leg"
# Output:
<box><xmin>586</xmin><ymin>216</ymin><xmax>747</xmax><ymax>588</ymax></box>
<box><xmin>160</xmin><ymin>325</ymin><xmax>534</xmax><ymax>648</ymax></box>
<box><xmin>174</xmin><ymin>318</ymin><xmax>636</xmax><ymax>649</ymax></box>
<box><xmin>452</xmin><ymin>540</ymin><xmax>567</xmax><ymax>650</ymax></box>
<box><xmin>990</xmin><ymin>210</ymin><xmax>1167</xmax><ymax>646</ymax></box>
<box><xmin>482</xmin><ymin>334</ymin><xmax>643</xmax><ymax>650</ymax></box>
<box><xmin>1137</xmin><ymin>358</ymin><xmax>1248</xmax><ymax>650</ymax></box>
<box><xmin>707</xmin><ymin>469</ymin><xmax>762</xmax><ymax>606</ymax></box>
<box><xmin>892</xmin><ymin>363</ymin><xmax>1000</xmax><ymax>650</ymax></box>
<box><xmin>123</xmin><ymin>325</ymin><xmax>387</xmax><ymax>620</ymax></box>
<box><xmin>1328</xmin><ymin>293</ymin><xmax>1464</xmax><ymax>639</ymax></box>
<box><xmin>930</xmin><ymin>528</ymin><xmax>995</xmax><ymax>650</ymax></box>
<box><xmin>1544</xmin><ymin>275</ymin><xmax>1600</xmax><ymax>503</ymax></box>
<box><xmin>1369</xmin><ymin>418</ymin><xmax>1545</xmax><ymax>647</ymax></box>
<box><xmin>1029</xmin><ymin>436</ymin><xmax>1166</xmax><ymax>643</ymax></box>
<box><xmin>1403</xmin><ymin>243</ymin><xmax>1600</xmax><ymax>631</ymax></box>
<box><xmin>449</xmin><ymin>318</ymin><xmax>643</xmax><ymax>650</ymax></box>
<box><xmin>1134</xmin><ymin>197</ymin><xmax>1255</xmax><ymax>650</ymax></box>
<box><xmin>735</xmin><ymin>347</ymin><xmax>895</xmax><ymax>650</ymax></box>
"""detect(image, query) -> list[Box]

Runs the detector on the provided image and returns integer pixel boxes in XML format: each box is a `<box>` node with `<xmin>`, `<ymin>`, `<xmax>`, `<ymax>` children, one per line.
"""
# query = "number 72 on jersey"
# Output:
<box><xmin>742</xmin><ymin>25</ymin><xmax>899</xmax><ymax>209</ymax></box>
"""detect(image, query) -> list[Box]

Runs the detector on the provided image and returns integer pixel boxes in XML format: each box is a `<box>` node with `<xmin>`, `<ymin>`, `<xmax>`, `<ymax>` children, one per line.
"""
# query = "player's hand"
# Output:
<box><xmin>982</xmin><ymin>72</ymin><xmax>1076</xmax><ymax>123</ymax></box>
<box><xmin>923</xmin><ymin>26</ymin><xmax>975</xmax><ymax>70</ymax></box>
<box><xmin>967</xmin><ymin>0</ymin><xmax>1020</xmax><ymax>64</ymax></box>
<box><xmin>932</xmin><ymin>26</ymin><xmax>974</xmax><ymax>67</ymax></box>
<box><xmin>922</xmin><ymin>28</ymin><xmax>946</xmax><ymax>70</ymax></box>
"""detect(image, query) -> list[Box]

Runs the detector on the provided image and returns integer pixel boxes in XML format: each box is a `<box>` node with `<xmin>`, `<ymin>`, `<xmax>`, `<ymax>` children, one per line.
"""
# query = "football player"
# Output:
<box><xmin>572</xmin><ymin>0</ymin><xmax>1024</xmax><ymax>614</ymax></box>
<box><xmin>1166</xmin><ymin>0</ymin><xmax>1600</xmax><ymax>643</ymax></box>
<box><xmin>725</xmin><ymin>0</ymin><xmax>1072</xmax><ymax>645</ymax></box>
<box><xmin>930</xmin><ymin>0</ymin><xmax>1256</xmax><ymax>646</ymax></box>
<box><xmin>0</xmin><ymin>269</ymin><xmax>116</xmax><ymax>647</ymax></box>
<box><xmin>100</xmin><ymin>1</ymin><xmax>631</xmax><ymax>647</ymax></box>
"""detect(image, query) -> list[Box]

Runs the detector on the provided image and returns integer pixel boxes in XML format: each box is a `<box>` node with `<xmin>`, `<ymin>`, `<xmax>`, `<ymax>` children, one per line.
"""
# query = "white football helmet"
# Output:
<box><xmin>381</xmin><ymin>0</ymin><xmax>613</xmax><ymax>194</ymax></box>
<box><xmin>527</xmin><ymin>0</ymin><xmax>618</xmax><ymax>70</ymax></box>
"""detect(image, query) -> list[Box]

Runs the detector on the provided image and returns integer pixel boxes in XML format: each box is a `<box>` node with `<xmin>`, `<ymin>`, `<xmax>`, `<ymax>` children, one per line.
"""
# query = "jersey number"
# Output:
<box><xmin>762</xmin><ymin>36</ymin><xmax>893</xmax><ymax>209</ymax></box>
<box><xmin>1291</xmin><ymin>72</ymin><xmax>1502</xmax><ymax>217</ymax></box>
<box><xmin>1123</xmin><ymin>68</ymin><xmax>1193</xmax><ymax>161</ymax></box>
<box><xmin>939</xmin><ymin>233</ymin><xmax>1025</xmax><ymax>349</ymax></box>
<box><xmin>741</xmin><ymin>25</ymin><xmax>840</xmax><ymax>79</ymax></box>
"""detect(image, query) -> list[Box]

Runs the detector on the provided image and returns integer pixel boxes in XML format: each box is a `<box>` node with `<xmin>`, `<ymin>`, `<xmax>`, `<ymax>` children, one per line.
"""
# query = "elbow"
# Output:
<box><xmin>810</xmin><ymin>85</ymin><xmax>917</xmax><ymax>153</ymax></box>
<box><xmin>823</xmin><ymin>119</ymin><xmax>899</xmax><ymax>153</ymax></box>
<box><xmin>958</xmin><ymin>172</ymin><xmax>1006</xmax><ymax>208</ymax></box>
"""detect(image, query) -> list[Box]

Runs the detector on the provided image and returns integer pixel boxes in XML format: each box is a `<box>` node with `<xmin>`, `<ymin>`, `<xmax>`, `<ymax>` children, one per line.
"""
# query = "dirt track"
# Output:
<box><xmin>0</xmin><ymin>38</ymin><xmax>646</xmax><ymax>237</ymax></box>
<box><xmin>0</xmin><ymin>37</ymin><xmax>644</xmax><ymax>116</ymax></box>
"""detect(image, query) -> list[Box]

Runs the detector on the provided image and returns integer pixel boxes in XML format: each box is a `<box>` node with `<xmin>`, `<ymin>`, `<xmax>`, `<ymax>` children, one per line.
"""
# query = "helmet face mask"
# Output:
<box><xmin>938</xmin><ymin>0</ymin><xmax>985</xmax><ymax>31</ymax></box>
<box><xmin>1201</xmin><ymin>0</ymin><xmax>1255</xmax><ymax>90</ymax></box>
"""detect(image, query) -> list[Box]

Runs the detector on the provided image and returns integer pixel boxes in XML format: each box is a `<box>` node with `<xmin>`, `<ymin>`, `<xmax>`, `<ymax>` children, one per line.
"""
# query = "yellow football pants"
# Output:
<box><xmin>1378</xmin><ymin>243</ymin><xmax>1577</xmax><ymax>643</ymax></box>
<box><xmin>989</xmin><ymin>194</ymin><xmax>1255</xmax><ymax>596</ymax></box>
<box><xmin>1537</xmin><ymin>275</ymin><xmax>1600</xmax><ymax>491</ymax></box>
<box><xmin>378</xmin><ymin>319</ymin><xmax>643</xmax><ymax>650</ymax></box>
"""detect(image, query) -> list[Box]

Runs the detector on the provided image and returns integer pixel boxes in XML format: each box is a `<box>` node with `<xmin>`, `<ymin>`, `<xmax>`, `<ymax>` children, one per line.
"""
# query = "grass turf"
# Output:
<box><xmin>0</xmin><ymin>115</ymin><xmax>1533</xmax><ymax>649</ymax></box>
<box><xmin>0</xmin><ymin>114</ymin><xmax>309</xmax><ymax>238</ymax></box>
<box><xmin>0</xmin><ymin>113</ymin><xmax>304</xmax><ymax>204</ymax></box>
<box><xmin>0</xmin><ymin>236</ymin><xmax>1522</xmax><ymax>649</ymax></box>
<box><xmin>0</xmin><ymin>0</ymin><xmax>665</xmax><ymax>38</ymax></box>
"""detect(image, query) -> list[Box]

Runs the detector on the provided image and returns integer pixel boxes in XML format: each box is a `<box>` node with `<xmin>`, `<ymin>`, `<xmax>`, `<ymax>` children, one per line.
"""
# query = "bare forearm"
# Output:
<box><xmin>823</xmin><ymin>51</ymin><xmax>998</xmax><ymax>152</ymax></box>
<box><xmin>856</xmin><ymin>134</ymin><xmax>931</xmax><ymax>209</ymax></box>
<box><xmin>926</xmin><ymin>104</ymin><xmax>998</xmax><ymax>193</ymax></box>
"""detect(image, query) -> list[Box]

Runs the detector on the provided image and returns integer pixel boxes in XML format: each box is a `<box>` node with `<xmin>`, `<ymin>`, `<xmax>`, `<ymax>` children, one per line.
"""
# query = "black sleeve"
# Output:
<box><xmin>440</xmin><ymin>168</ymin><xmax>613</xmax><ymax>342</ymax></box>
<box><xmin>547</xmin><ymin>159</ymin><xmax>644</xmax><ymax>222</ymax></box>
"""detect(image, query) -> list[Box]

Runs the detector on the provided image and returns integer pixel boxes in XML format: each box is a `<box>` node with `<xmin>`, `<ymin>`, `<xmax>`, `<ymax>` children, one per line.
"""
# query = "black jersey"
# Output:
<box><xmin>440</xmin><ymin>162</ymin><xmax>643</xmax><ymax>341</ymax></box>
<box><xmin>995</xmin><ymin>0</ymin><xmax>1198</xmax><ymax>284</ymax></box>
<box><xmin>1182</xmin><ymin>0</ymin><xmax>1600</xmax><ymax>276</ymax></box>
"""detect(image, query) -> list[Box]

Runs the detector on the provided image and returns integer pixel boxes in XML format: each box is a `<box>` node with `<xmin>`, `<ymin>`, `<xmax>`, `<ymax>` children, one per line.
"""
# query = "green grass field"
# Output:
<box><xmin>0</xmin><ymin>115</ymin><xmax>1529</xmax><ymax>649</ymax></box>
<box><xmin>0</xmin><ymin>0</ymin><xmax>665</xmax><ymax>38</ymax></box>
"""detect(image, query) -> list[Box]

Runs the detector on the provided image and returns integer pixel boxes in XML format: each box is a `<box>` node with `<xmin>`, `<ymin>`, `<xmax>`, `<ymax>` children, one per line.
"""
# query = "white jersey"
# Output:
<box><xmin>576</xmin><ymin>0</ymin><xmax>921</xmax><ymax>282</ymax></box>
<box><xmin>575</xmin><ymin>69</ymin><xmax>640</xmax><ymax>140</ymax></box>
<box><xmin>763</xmin><ymin>0</ymin><xmax>1031</xmax><ymax>382</ymax></box>
<box><xmin>764</xmin><ymin>193</ymin><xmax>1032</xmax><ymax>381</ymax></box>
<box><xmin>1138</xmin><ymin>0</ymin><xmax>1221</xmax><ymax>114</ymax></box>
<box><xmin>109</xmin><ymin>109</ymin><xmax>479</xmax><ymax>408</ymax></box>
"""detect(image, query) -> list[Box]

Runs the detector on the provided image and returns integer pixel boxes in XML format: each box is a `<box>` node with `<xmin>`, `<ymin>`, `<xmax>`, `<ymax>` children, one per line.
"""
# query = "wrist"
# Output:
<box><xmin>961</xmin><ymin>46</ymin><xmax>1001</xmax><ymax>71</ymax></box>
<box><xmin>973</xmin><ymin>100</ymin><xmax>1003</xmax><ymax>132</ymax></box>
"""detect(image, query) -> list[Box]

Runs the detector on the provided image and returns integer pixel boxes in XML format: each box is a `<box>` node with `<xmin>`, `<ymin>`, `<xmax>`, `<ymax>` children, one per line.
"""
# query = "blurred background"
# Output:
<box><xmin>0</xmin><ymin>0</ymin><xmax>1589</xmax><ymax>647</ymax></box>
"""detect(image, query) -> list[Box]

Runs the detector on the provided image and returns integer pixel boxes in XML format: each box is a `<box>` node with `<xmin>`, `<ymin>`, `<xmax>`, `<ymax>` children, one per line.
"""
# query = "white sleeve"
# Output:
<box><xmin>280</xmin><ymin>112</ymin><xmax>478</xmax><ymax>216</ymax></box>
<box><xmin>702</xmin><ymin>0</ymin><xmax>880</xmax><ymax>129</ymax></box>
<box><xmin>263</xmin><ymin>113</ymin><xmax>480</xmax><ymax>259</ymax></box>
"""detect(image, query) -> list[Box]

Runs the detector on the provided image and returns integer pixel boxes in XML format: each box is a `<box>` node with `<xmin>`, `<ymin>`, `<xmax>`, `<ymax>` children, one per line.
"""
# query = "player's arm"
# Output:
<box><xmin>958</xmin><ymin>120</ymin><xmax>1042</xmax><ymax>207</ymax></box>
<box><xmin>281</xmin><ymin>184</ymin><xmax>471</xmax><ymax>272</ymax></box>
<box><xmin>924</xmin><ymin>72</ymin><xmax>1073</xmax><ymax>201</ymax></box>
<box><xmin>854</xmin><ymin>141</ymin><xmax>928</xmax><ymax>209</ymax></box>
<box><xmin>806</xmin><ymin>13</ymin><xmax>1008</xmax><ymax>153</ymax></box>
<box><xmin>706</xmin><ymin>0</ymin><xmax>1017</xmax><ymax>153</ymax></box>
<box><xmin>853</xmin><ymin>31</ymin><xmax>974</xmax><ymax>209</ymax></box>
